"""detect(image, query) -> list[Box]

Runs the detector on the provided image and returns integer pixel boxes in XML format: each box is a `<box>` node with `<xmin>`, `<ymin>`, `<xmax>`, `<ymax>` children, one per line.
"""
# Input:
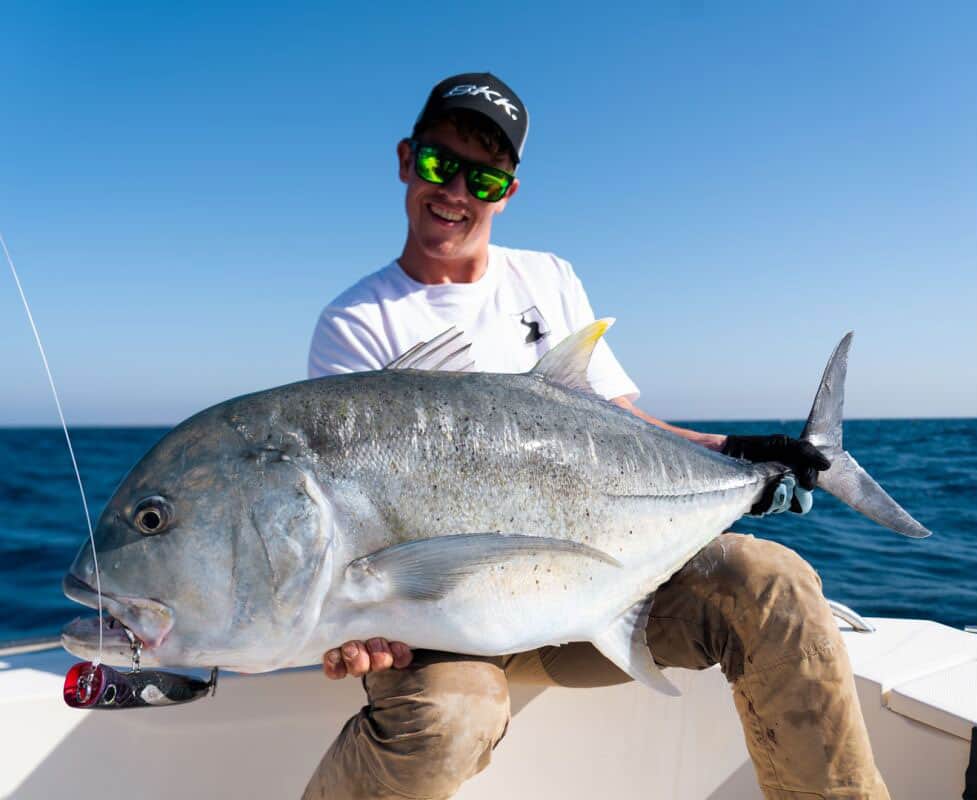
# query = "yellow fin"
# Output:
<box><xmin>529</xmin><ymin>318</ymin><xmax>615</xmax><ymax>394</ymax></box>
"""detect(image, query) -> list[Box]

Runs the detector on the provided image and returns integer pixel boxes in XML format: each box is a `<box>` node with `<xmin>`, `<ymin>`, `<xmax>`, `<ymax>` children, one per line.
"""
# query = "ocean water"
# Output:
<box><xmin>0</xmin><ymin>419</ymin><xmax>974</xmax><ymax>643</ymax></box>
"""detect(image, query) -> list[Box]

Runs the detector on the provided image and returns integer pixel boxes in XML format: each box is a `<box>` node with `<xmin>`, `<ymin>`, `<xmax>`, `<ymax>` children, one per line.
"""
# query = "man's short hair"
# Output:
<box><xmin>414</xmin><ymin>108</ymin><xmax>517</xmax><ymax>169</ymax></box>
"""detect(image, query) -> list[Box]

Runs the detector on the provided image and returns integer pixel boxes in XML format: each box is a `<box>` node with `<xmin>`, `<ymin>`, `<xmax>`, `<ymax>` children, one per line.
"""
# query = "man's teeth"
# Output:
<box><xmin>430</xmin><ymin>204</ymin><xmax>466</xmax><ymax>222</ymax></box>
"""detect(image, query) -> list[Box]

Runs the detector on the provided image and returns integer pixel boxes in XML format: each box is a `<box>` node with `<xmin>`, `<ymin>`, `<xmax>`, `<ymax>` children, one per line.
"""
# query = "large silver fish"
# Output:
<box><xmin>61</xmin><ymin>323</ymin><xmax>929</xmax><ymax>694</ymax></box>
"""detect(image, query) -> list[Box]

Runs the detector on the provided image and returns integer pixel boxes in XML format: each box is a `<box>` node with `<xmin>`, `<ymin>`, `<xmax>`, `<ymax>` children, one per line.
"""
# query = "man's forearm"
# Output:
<box><xmin>611</xmin><ymin>396</ymin><xmax>726</xmax><ymax>451</ymax></box>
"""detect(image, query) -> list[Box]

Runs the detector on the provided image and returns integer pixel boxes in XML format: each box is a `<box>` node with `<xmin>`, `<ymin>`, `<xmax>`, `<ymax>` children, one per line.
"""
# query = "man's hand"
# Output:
<box><xmin>721</xmin><ymin>434</ymin><xmax>831</xmax><ymax>514</ymax></box>
<box><xmin>322</xmin><ymin>638</ymin><xmax>413</xmax><ymax>680</ymax></box>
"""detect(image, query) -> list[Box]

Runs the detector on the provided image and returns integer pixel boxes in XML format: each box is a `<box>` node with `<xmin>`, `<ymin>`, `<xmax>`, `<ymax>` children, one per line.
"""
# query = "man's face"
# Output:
<box><xmin>397</xmin><ymin>118</ymin><xmax>519</xmax><ymax>267</ymax></box>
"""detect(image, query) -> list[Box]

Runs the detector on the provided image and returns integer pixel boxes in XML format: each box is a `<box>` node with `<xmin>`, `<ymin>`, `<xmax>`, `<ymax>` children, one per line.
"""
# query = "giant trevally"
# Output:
<box><xmin>61</xmin><ymin>323</ymin><xmax>928</xmax><ymax>694</ymax></box>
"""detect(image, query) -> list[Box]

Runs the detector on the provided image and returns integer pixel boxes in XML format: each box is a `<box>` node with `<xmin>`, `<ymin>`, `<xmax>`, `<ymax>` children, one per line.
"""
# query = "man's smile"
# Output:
<box><xmin>427</xmin><ymin>202</ymin><xmax>468</xmax><ymax>225</ymax></box>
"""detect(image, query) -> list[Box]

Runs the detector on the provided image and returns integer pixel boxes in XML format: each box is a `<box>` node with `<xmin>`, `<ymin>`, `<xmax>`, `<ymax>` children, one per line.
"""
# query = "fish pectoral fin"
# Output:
<box><xmin>344</xmin><ymin>533</ymin><xmax>621</xmax><ymax>603</ymax></box>
<box><xmin>529</xmin><ymin>319</ymin><xmax>614</xmax><ymax>394</ymax></box>
<box><xmin>592</xmin><ymin>593</ymin><xmax>681</xmax><ymax>697</ymax></box>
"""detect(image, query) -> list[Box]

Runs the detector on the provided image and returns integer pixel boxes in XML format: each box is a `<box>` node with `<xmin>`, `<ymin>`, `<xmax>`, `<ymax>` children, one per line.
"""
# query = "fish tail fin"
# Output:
<box><xmin>592</xmin><ymin>593</ymin><xmax>681</xmax><ymax>697</ymax></box>
<box><xmin>801</xmin><ymin>332</ymin><xmax>931</xmax><ymax>538</ymax></box>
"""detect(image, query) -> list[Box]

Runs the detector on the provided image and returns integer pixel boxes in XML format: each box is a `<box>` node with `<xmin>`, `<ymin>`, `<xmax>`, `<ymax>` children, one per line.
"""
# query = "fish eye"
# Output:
<box><xmin>133</xmin><ymin>496</ymin><xmax>174</xmax><ymax>536</ymax></box>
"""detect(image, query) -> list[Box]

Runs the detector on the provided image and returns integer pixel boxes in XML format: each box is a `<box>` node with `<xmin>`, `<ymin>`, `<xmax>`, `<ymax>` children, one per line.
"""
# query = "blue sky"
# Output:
<box><xmin>1</xmin><ymin>2</ymin><xmax>974</xmax><ymax>425</ymax></box>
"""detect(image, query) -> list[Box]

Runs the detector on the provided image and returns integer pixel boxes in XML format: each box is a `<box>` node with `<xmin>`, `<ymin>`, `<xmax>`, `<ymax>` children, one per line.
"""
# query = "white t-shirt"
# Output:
<box><xmin>307</xmin><ymin>244</ymin><xmax>639</xmax><ymax>401</ymax></box>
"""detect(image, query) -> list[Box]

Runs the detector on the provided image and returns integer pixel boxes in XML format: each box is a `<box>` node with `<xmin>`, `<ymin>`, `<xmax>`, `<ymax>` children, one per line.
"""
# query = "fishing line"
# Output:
<box><xmin>1</xmin><ymin>232</ymin><xmax>104</xmax><ymax>665</ymax></box>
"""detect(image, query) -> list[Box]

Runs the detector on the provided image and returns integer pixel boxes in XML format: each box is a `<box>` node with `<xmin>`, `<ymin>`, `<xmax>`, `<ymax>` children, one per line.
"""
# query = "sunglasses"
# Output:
<box><xmin>408</xmin><ymin>140</ymin><xmax>515</xmax><ymax>203</ymax></box>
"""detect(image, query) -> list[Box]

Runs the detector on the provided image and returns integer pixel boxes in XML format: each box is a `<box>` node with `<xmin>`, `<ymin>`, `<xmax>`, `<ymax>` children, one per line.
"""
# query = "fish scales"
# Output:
<box><xmin>253</xmin><ymin>370</ymin><xmax>765</xmax><ymax>555</ymax></box>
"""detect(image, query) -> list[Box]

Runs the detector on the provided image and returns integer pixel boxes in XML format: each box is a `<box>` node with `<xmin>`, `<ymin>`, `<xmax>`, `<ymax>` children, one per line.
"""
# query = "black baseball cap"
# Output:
<box><xmin>411</xmin><ymin>72</ymin><xmax>529</xmax><ymax>165</ymax></box>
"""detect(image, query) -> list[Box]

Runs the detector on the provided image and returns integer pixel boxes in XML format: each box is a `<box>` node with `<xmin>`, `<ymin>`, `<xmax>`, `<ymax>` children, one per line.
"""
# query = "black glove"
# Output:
<box><xmin>722</xmin><ymin>434</ymin><xmax>831</xmax><ymax>515</ymax></box>
<box><xmin>721</xmin><ymin>434</ymin><xmax>830</xmax><ymax>489</ymax></box>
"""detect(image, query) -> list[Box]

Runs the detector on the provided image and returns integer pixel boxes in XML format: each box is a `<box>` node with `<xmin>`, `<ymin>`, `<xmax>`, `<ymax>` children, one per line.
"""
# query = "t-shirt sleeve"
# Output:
<box><xmin>308</xmin><ymin>306</ymin><xmax>389</xmax><ymax>378</ymax></box>
<box><xmin>557</xmin><ymin>258</ymin><xmax>640</xmax><ymax>402</ymax></box>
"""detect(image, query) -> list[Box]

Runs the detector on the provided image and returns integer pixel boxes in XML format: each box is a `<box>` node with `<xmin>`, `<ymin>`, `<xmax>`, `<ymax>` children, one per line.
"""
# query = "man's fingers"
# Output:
<box><xmin>390</xmin><ymin>641</ymin><xmax>414</xmax><ymax>669</ymax></box>
<box><xmin>322</xmin><ymin>639</ymin><xmax>413</xmax><ymax>680</ymax></box>
<box><xmin>323</xmin><ymin>648</ymin><xmax>347</xmax><ymax>680</ymax></box>
<box><xmin>366</xmin><ymin>638</ymin><xmax>394</xmax><ymax>672</ymax></box>
<box><xmin>724</xmin><ymin>434</ymin><xmax>831</xmax><ymax>476</ymax></box>
<box><xmin>342</xmin><ymin>641</ymin><xmax>372</xmax><ymax>677</ymax></box>
<box><xmin>798</xmin><ymin>441</ymin><xmax>832</xmax><ymax>471</ymax></box>
<box><xmin>796</xmin><ymin>465</ymin><xmax>819</xmax><ymax>491</ymax></box>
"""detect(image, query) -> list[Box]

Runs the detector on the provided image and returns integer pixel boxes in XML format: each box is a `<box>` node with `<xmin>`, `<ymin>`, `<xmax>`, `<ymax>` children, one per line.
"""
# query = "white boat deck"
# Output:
<box><xmin>0</xmin><ymin>618</ymin><xmax>974</xmax><ymax>799</ymax></box>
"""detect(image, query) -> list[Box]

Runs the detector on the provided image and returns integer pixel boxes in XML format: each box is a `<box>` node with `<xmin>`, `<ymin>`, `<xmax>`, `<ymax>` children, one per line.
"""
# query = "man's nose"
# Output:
<box><xmin>438</xmin><ymin>169</ymin><xmax>468</xmax><ymax>199</ymax></box>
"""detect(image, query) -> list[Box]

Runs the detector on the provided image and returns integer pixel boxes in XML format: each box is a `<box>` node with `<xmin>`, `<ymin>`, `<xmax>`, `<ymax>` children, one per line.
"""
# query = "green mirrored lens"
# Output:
<box><xmin>416</xmin><ymin>146</ymin><xmax>460</xmax><ymax>185</ymax></box>
<box><xmin>468</xmin><ymin>169</ymin><xmax>510</xmax><ymax>202</ymax></box>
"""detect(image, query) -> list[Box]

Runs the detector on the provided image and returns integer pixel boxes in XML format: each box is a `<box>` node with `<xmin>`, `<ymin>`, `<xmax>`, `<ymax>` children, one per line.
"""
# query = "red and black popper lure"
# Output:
<box><xmin>64</xmin><ymin>662</ymin><xmax>218</xmax><ymax>709</ymax></box>
<box><xmin>63</xmin><ymin>612</ymin><xmax>219</xmax><ymax>710</ymax></box>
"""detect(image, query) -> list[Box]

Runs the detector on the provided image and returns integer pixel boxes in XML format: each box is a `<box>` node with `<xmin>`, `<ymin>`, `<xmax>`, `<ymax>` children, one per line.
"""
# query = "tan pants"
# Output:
<box><xmin>301</xmin><ymin>534</ymin><xmax>889</xmax><ymax>799</ymax></box>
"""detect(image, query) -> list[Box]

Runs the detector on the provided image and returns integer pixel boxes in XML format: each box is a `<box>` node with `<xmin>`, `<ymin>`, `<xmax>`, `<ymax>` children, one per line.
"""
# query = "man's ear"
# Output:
<box><xmin>397</xmin><ymin>139</ymin><xmax>413</xmax><ymax>184</ymax></box>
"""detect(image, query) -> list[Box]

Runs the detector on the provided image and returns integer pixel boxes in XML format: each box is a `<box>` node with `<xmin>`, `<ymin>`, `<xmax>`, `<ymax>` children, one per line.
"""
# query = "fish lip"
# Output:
<box><xmin>61</xmin><ymin>615</ymin><xmax>137</xmax><ymax>663</ymax></box>
<box><xmin>62</xmin><ymin>573</ymin><xmax>175</xmax><ymax>649</ymax></box>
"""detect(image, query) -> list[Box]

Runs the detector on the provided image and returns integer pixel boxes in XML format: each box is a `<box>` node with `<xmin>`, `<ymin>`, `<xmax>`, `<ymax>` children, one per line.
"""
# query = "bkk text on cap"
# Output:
<box><xmin>412</xmin><ymin>72</ymin><xmax>529</xmax><ymax>164</ymax></box>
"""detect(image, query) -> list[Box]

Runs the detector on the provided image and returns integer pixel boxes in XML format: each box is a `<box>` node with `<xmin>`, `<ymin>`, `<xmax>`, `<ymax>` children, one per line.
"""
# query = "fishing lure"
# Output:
<box><xmin>63</xmin><ymin>662</ymin><xmax>218</xmax><ymax>709</ymax></box>
<box><xmin>63</xmin><ymin>623</ymin><xmax>218</xmax><ymax>709</ymax></box>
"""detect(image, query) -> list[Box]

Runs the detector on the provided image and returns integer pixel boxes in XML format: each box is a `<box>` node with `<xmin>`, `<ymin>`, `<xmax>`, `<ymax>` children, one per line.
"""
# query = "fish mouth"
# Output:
<box><xmin>62</xmin><ymin>573</ymin><xmax>175</xmax><ymax>654</ymax></box>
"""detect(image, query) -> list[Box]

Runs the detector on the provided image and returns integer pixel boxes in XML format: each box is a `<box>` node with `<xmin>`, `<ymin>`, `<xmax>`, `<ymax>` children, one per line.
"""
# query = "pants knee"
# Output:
<box><xmin>648</xmin><ymin>535</ymin><xmax>839</xmax><ymax>682</ymax></box>
<box><xmin>364</xmin><ymin>659</ymin><xmax>510</xmax><ymax>798</ymax></box>
<box><xmin>713</xmin><ymin>535</ymin><xmax>824</xmax><ymax>614</ymax></box>
<box><xmin>717</xmin><ymin>535</ymin><xmax>838</xmax><ymax>664</ymax></box>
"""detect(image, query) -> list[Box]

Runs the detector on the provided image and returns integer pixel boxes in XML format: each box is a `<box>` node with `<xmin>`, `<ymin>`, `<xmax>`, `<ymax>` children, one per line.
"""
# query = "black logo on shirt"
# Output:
<box><xmin>518</xmin><ymin>306</ymin><xmax>549</xmax><ymax>344</ymax></box>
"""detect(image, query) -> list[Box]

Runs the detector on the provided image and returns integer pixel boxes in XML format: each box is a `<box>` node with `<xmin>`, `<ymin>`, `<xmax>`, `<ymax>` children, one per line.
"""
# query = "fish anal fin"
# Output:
<box><xmin>592</xmin><ymin>593</ymin><xmax>681</xmax><ymax>697</ymax></box>
<box><xmin>530</xmin><ymin>319</ymin><xmax>615</xmax><ymax>394</ymax></box>
<box><xmin>344</xmin><ymin>533</ymin><xmax>621</xmax><ymax>604</ymax></box>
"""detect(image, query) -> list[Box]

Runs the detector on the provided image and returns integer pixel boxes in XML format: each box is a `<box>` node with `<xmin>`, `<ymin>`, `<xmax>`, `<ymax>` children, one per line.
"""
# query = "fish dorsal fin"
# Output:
<box><xmin>529</xmin><ymin>318</ymin><xmax>615</xmax><ymax>393</ymax></box>
<box><xmin>385</xmin><ymin>327</ymin><xmax>475</xmax><ymax>372</ymax></box>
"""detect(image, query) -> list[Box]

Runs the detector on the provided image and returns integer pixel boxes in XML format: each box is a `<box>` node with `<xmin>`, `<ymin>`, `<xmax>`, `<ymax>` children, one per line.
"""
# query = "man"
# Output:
<box><xmin>304</xmin><ymin>73</ymin><xmax>888</xmax><ymax>799</ymax></box>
